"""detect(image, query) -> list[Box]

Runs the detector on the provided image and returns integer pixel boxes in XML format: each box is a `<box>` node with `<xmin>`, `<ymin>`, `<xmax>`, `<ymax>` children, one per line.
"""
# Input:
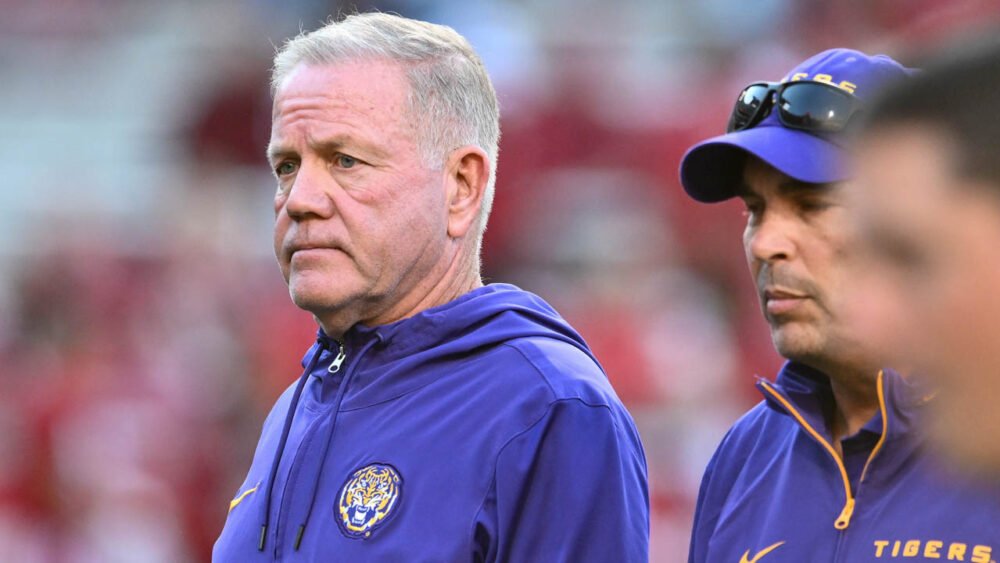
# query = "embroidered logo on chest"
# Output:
<box><xmin>336</xmin><ymin>463</ymin><xmax>403</xmax><ymax>539</ymax></box>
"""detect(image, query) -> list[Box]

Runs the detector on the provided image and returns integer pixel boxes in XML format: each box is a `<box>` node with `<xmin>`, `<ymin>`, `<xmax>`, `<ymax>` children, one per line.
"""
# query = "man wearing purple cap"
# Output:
<box><xmin>681</xmin><ymin>49</ymin><xmax>1000</xmax><ymax>562</ymax></box>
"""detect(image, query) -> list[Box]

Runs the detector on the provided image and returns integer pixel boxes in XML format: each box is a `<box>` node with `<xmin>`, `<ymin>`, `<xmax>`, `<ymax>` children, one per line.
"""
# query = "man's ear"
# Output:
<box><xmin>444</xmin><ymin>146</ymin><xmax>490</xmax><ymax>239</ymax></box>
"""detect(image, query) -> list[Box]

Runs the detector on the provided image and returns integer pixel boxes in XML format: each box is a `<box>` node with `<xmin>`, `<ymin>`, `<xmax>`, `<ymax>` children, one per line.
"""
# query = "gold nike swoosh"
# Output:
<box><xmin>739</xmin><ymin>541</ymin><xmax>786</xmax><ymax>563</ymax></box>
<box><xmin>228</xmin><ymin>484</ymin><xmax>260</xmax><ymax>513</ymax></box>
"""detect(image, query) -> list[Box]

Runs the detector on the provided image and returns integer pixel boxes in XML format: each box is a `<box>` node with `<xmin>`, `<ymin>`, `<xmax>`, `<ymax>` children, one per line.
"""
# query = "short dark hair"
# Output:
<box><xmin>862</xmin><ymin>34</ymin><xmax>1000</xmax><ymax>190</ymax></box>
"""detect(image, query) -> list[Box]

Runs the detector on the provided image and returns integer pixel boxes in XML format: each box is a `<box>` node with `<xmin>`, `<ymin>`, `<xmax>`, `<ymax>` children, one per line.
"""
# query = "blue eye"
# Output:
<box><xmin>275</xmin><ymin>161</ymin><xmax>298</xmax><ymax>176</ymax></box>
<box><xmin>336</xmin><ymin>154</ymin><xmax>358</xmax><ymax>169</ymax></box>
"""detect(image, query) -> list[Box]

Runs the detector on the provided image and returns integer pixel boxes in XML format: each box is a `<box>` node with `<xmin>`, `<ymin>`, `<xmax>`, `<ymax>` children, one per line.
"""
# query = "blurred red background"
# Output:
<box><xmin>1</xmin><ymin>1</ymin><xmax>998</xmax><ymax>560</ymax></box>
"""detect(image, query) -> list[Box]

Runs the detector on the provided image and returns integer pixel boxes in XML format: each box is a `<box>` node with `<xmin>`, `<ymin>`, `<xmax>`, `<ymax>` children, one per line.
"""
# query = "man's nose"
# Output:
<box><xmin>284</xmin><ymin>161</ymin><xmax>336</xmax><ymax>220</ymax></box>
<box><xmin>746</xmin><ymin>213</ymin><xmax>796</xmax><ymax>263</ymax></box>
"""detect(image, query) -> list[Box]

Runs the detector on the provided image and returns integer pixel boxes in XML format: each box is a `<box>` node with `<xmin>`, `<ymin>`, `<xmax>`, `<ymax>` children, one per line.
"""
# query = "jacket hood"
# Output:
<box><xmin>301</xmin><ymin>283</ymin><xmax>601</xmax><ymax>410</ymax></box>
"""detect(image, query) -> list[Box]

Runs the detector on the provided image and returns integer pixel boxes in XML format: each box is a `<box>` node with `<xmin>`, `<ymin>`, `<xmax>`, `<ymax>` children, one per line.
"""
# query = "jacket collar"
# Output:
<box><xmin>757</xmin><ymin>361</ymin><xmax>929</xmax><ymax>448</ymax></box>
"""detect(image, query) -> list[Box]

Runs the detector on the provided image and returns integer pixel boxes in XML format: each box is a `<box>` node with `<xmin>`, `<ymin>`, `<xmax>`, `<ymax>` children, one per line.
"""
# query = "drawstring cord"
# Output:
<box><xmin>294</xmin><ymin>333</ymin><xmax>383</xmax><ymax>550</ymax></box>
<box><xmin>258</xmin><ymin>337</ymin><xmax>330</xmax><ymax>552</ymax></box>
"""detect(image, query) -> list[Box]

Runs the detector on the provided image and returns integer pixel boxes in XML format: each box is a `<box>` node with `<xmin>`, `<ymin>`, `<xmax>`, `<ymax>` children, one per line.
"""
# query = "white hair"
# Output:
<box><xmin>272</xmin><ymin>12</ymin><xmax>501</xmax><ymax>248</ymax></box>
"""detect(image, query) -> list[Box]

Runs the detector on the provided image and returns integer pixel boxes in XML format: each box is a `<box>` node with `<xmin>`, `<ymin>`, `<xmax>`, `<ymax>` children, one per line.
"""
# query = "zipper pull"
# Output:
<box><xmin>294</xmin><ymin>524</ymin><xmax>305</xmax><ymax>550</ymax></box>
<box><xmin>258</xmin><ymin>525</ymin><xmax>267</xmax><ymax>551</ymax></box>
<box><xmin>834</xmin><ymin>498</ymin><xmax>855</xmax><ymax>530</ymax></box>
<box><xmin>328</xmin><ymin>346</ymin><xmax>347</xmax><ymax>374</ymax></box>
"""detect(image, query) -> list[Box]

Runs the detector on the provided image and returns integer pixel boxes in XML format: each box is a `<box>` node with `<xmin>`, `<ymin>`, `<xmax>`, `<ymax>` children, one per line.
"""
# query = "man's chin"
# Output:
<box><xmin>288</xmin><ymin>285</ymin><xmax>353</xmax><ymax>316</ymax></box>
<box><xmin>769</xmin><ymin>322</ymin><xmax>823</xmax><ymax>360</ymax></box>
<box><xmin>928</xmin><ymin>414</ymin><xmax>1000</xmax><ymax>482</ymax></box>
<box><xmin>926</xmin><ymin>384</ymin><xmax>1000</xmax><ymax>479</ymax></box>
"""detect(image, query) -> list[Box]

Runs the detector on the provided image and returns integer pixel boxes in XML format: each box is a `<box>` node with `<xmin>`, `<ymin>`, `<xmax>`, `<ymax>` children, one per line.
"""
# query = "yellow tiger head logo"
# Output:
<box><xmin>337</xmin><ymin>463</ymin><xmax>402</xmax><ymax>538</ymax></box>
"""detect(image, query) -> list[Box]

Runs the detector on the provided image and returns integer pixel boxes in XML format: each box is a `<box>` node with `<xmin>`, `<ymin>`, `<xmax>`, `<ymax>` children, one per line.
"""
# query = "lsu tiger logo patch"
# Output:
<box><xmin>337</xmin><ymin>463</ymin><xmax>402</xmax><ymax>539</ymax></box>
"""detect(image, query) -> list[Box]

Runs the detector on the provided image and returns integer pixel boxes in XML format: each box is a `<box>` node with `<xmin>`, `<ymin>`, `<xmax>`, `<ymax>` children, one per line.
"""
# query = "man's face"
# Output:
<box><xmin>269</xmin><ymin>60</ymin><xmax>449</xmax><ymax>331</ymax></box>
<box><xmin>740</xmin><ymin>157</ymin><xmax>870</xmax><ymax>368</ymax></box>
<box><xmin>853</xmin><ymin>126</ymin><xmax>1000</xmax><ymax>474</ymax></box>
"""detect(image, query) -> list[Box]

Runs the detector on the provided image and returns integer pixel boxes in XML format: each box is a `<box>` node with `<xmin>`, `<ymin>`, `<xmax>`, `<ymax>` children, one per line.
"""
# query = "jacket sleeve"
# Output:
<box><xmin>479</xmin><ymin>398</ymin><xmax>649</xmax><ymax>562</ymax></box>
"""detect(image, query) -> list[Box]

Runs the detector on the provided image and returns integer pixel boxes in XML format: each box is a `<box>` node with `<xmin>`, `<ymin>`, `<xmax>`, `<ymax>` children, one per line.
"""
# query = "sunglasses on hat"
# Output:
<box><xmin>726</xmin><ymin>80</ymin><xmax>864</xmax><ymax>135</ymax></box>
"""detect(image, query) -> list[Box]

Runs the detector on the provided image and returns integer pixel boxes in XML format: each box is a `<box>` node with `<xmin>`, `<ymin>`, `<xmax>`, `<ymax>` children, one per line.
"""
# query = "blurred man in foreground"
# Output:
<box><xmin>679</xmin><ymin>49</ymin><xmax>1000</xmax><ymax>562</ymax></box>
<box><xmin>212</xmin><ymin>13</ymin><xmax>648</xmax><ymax>561</ymax></box>
<box><xmin>852</xmin><ymin>38</ymin><xmax>1000</xmax><ymax>481</ymax></box>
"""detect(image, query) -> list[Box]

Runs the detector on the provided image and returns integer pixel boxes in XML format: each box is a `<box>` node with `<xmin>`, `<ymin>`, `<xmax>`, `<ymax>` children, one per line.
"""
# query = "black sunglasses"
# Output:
<box><xmin>727</xmin><ymin>80</ymin><xmax>863</xmax><ymax>135</ymax></box>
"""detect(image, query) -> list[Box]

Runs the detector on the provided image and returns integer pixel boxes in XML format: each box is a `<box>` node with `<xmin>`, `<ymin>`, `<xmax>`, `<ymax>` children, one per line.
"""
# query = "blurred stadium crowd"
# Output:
<box><xmin>1</xmin><ymin>0</ymin><xmax>998</xmax><ymax>561</ymax></box>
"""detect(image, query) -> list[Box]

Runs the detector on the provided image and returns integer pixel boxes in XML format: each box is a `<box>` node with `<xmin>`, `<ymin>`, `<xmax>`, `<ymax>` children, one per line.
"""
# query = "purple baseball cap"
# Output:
<box><xmin>679</xmin><ymin>48</ymin><xmax>915</xmax><ymax>203</ymax></box>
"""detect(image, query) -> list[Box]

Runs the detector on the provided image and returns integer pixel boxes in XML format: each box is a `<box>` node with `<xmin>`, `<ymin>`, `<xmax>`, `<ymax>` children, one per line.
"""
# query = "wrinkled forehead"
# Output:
<box><xmin>271</xmin><ymin>60</ymin><xmax>412</xmax><ymax>120</ymax></box>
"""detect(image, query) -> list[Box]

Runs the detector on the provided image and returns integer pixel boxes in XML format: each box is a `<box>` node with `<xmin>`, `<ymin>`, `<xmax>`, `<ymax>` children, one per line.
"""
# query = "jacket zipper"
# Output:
<box><xmin>328</xmin><ymin>346</ymin><xmax>347</xmax><ymax>374</ymax></box>
<box><xmin>271</xmin><ymin>341</ymin><xmax>348</xmax><ymax>559</ymax></box>
<box><xmin>758</xmin><ymin>371</ymin><xmax>888</xmax><ymax>533</ymax></box>
<box><xmin>833</xmin><ymin>372</ymin><xmax>889</xmax><ymax>563</ymax></box>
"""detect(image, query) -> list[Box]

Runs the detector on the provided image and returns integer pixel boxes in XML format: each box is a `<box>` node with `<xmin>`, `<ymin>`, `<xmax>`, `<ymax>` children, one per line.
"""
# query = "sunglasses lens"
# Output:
<box><xmin>778</xmin><ymin>83</ymin><xmax>856</xmax><ymax>132</ymax></box>
<box><xmin>727</xmin><ymin>84</ymin><xmax>771</xmax><ymax>132</ymax></box>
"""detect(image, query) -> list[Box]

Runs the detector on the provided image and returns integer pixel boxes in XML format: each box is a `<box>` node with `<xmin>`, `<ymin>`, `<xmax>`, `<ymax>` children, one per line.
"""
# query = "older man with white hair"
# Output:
<box><xmin>213</xmin><ymin>12</ymin><xmax>648</xmax><ymax>562</ymax></box>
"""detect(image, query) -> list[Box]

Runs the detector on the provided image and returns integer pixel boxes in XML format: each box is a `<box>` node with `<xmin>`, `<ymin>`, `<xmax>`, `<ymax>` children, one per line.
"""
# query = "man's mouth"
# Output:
<box><xmin>287</xmin><ymin>243</ymin><xmax>347</xmax><ymax>262</ymax></box>
<box><xmin>763</xmin><ymin>288</ymin><xmax>810</xmax><ymax>316</ymax></box>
